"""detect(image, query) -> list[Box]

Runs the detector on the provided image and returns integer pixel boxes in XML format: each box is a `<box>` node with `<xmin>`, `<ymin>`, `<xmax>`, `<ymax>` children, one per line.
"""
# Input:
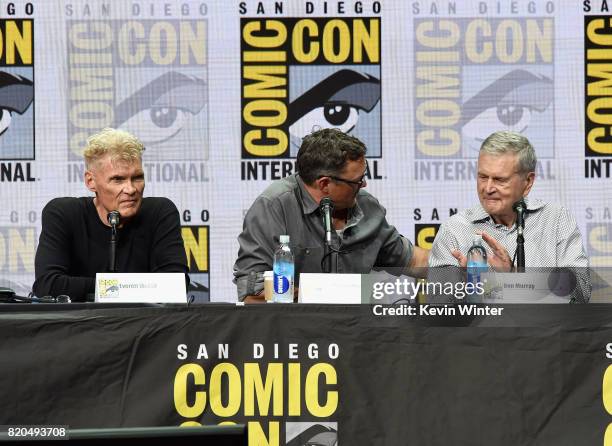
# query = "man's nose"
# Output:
<box><xmin>124</xmin><ymin>181</ymin><xmax>137</xmax><ymax>194</ymax></box>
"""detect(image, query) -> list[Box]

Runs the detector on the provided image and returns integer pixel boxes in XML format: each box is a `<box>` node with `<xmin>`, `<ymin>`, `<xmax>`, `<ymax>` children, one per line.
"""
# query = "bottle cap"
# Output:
<box><xmin>279</xmin><ymin>235</ymin><xmax>290</xmax><ymax>244</ymax></box>
<box><xmin>474</xmin><ymin>234</ymin><xmax>482</xmax><ymax>245</ymax></box>
<box><xmin>264</xmin><ymin>270</ymin><xmax>273</xmax><ymax>278</ymax></box>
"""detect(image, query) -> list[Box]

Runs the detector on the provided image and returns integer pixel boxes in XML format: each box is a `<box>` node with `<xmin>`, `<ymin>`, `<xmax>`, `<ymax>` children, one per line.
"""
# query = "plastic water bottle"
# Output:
<box><xmin>273</xmin><ymin>235</ymin><xmax>294</xmax><ymax>303</ymax></box>
<box><xmin>466</xmin><ymin>235</ymin><xmax>488</xmax><ymax>301</ymax></box>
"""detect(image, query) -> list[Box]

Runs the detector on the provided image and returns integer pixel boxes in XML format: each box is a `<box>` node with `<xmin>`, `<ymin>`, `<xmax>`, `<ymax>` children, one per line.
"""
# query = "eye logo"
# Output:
<box><xmin>0</xmin><ymin>71</ymin><xmax>33</xmax><ymax>139</ymax></box>
<box><xmin>113</xmin><ymin>71</ymin><xmax>207</xmax><ymax>147</ymax></box>
<box><xmin>288</xmin><ymin>69</ymin><xmax>380</xmax><ymax>155</ymax></box>
<box><xmin>461</xmin><ymin>69</ymin><xmax>553</xmax><ymax>155</ymax></box>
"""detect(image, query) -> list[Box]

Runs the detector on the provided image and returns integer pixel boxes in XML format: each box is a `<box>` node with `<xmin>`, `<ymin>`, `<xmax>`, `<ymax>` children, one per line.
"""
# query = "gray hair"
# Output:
<box><xmin>480</xmin><ymin>131</ymin><xmax>537</xmax><ymax>175</ymax></box>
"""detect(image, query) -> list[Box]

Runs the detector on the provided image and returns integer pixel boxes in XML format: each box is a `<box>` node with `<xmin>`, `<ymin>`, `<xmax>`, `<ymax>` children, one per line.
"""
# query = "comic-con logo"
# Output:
<box><xmin>182</xmin><ymin>225</ymin><xmax>209</xmax><ymax>302</ymax></box>
<box><xmin>98</xmin><ymin>278</ymin><xmax>119</xmax><ymax>297</ymax></box>
<box><xmin>413</xmin><ymin>12</ymin><xmax>555</xmax><ymax>181</ymax></box>
<box><xmin>0</xmin><ymin>19</ymin><xmax>35</xmax><ymax>183</ymax></box>
<box><xmin>240</xmin><ymin>16</ymin><xmax>381</xmax><ymax>181</ymax></box>
<box><xmin>66</xmin><ymin>18</ymin><xmax>209</xmax><ymax>183</ymax></box>
<box><xmin>585</xmin><ymin>16</ymin><xmax>612</xmax><ymax>178</ymax></box>
<box><xmin>415</xmin><ymin>223</ymin><xmax>440</xmax><ymax>249</ymax></box>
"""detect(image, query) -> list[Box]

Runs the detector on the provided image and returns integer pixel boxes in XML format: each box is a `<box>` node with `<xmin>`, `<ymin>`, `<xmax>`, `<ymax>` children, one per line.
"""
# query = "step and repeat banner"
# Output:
<box><xmin>0</xmin><ymin>0</ymin><xmax>610</xmax><ymax>301</ymax></box>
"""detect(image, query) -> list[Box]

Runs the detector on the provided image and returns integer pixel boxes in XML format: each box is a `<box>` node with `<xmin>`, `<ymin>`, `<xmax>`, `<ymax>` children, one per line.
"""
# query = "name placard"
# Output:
<box><xmin>298</xmin><ymin>273</ymin><xmax>361</xmax><ymax>304</ymax></box>
<box><xmin>95</xmin><ymin>273</ymin><xmax>186</xmax><ymax>303</ymax></box>
<box><xmin>482</xmin><ymin>271</ymin><xmax>573</xmax><ymax>303</ymax></box>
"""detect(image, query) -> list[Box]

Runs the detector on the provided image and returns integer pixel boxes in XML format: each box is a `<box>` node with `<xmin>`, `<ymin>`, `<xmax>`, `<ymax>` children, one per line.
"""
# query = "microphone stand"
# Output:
<box><xmin>110</xmin><ymin>225</ymin><xmax>118</xmax><ymax>272</ymax></box>
<box><xmin>320</xmin><ymin>198</ymin><xmax>334</xmax><ymax>274</ymax></box>
<box><xmin>514</xmin><ymin>200</ymin><xmax>526</xmax><ymax>272</ymax></box>
<box><xmin>107</xmin><ymin>211</ymin><xmax>120</xmax><ymax>273</ymax></box>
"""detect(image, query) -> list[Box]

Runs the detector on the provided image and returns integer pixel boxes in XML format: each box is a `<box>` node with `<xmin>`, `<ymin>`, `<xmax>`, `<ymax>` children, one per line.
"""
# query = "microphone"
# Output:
<box><xmin>512</xmin><ymin>199</ymin><xmax>526</xmax><ymax>271</ymax></box>
<box><xmin>319</xmin><ymin>197</ymin><xmax>334</xmax><ymax>246</ymax></box>
<box><xmin>107</xmin><ymin>210</ymin><xmax>120</xmax><ymax>227</ymax></box>
<box><xmin>512</xmin><ymin>199</ymin><xmax>526</xmax><ymax>236</ymax></box>
<box><xmin>107</xmin><ymin>211</ymin><xmax>120</xmax><ymax>272</ymax></box>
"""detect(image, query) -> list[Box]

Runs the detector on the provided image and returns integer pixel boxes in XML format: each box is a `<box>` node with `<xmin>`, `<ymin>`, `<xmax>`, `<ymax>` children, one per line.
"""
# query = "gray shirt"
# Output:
<box><xmin>234</xmin><ymin>174</ymin><xmax>413</xmax><ymax>300</ymax></box>
<box><xmin>429</xmin><ymin>197</ymin><xmax>590</xmax><ymax>302</ymax></box>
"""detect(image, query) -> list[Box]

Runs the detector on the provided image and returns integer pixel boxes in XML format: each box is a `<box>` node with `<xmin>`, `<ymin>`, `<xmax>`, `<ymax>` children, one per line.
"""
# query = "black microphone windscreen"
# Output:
<box><xmin>512</xmin><ymin>199</ymin><xmax>526</xmax><ymax>212</ymax></box>
<box><xmin>107</xmin><ymin>210</ymin><xmax>120</xmax><ymax>226</ymax></box>
<box><xmin>320</xmin><ymin>197</ymin><xmax>334</xmax><ymax>211</ymax></box>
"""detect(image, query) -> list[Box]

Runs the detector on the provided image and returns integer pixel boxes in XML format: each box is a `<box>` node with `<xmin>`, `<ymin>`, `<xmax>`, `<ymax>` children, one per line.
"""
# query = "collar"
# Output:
<box><xmin>468</xmin><ymin>196</ymin><xmax>546</xmax><ymax>223</ymax></box>
<box><xmin>295</xmin><ymin>174</ymin><xmax>321</xmax><ymax>215</ymax></box>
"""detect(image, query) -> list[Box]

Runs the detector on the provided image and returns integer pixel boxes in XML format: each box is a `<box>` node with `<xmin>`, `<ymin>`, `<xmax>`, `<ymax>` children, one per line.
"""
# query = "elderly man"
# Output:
<box><xmin>234</xmin><ymin>128</ymin><xmax>429</xmax><ymax>303</ymax></box>
<box><xmin>33</xmin><ymin>128</ymin><xmax>188</xmax><ymax>301</ymax></box>
<box><xmin>429</xmin><ymin>130</ymin><xmax>590</xmax><ymax>302</ymax></box>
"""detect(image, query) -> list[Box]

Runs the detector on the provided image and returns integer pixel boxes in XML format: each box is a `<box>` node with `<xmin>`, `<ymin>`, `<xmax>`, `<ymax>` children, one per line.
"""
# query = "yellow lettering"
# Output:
<box><xmin>416</xmin><ymin>66</ymin><xmax>460</xmax><ymax>98</ymax></box>
<box><xmin>118</xmin><ymin>22</ymin><xmax>145</xmax><ymax>65</ymax></box>
<box><xmin>6</xmin><ymin>21</ymin><xmax>32</xmax><ymax>64</ymax></box>
<box><xmin>587</xmin><ymin>18</ymin><xmax>612</xmax><ymax>47</ymax></box>
<box><xmin>181</xmin><ymin>21</ymin><xmax>206</xmax><ymax>65</ymax></box>
<box><xmin>288</xmin><ymin>363</ymin><xmax>301</xmax><ymax>416</ymax></box>
<box><xmin>209</xmin><ymin>363</ymin><xmax>241</xmax><ymax>417</ymax></box>
<box><xmin>416</xmin><ymin>20</ymin><xmax>460</xmax><ymax>49</ymax></box>
<box><xmin>588</xmin><ymin>64</ymin><xmax>612</xmax><ymax>96</ymax></box>
<box><xmin>150</xmin><ymin>22</ymin><xmax>177</xmax><ymax>65</ymax></box>
<box><xmin>292</xmin><ymin>19</ymin><xmax>319</xmax><ymax>63</ymax></box>
<box><xmin>174</xmin><ymin>364</ymin><xmax>206</xmax><ymax>419</ymax></box>
<box><xmin>69</xmin><ymin>22</ymin><xmax>112</xmax><ymax>51</ymax></box>
<box><xmin>182</xmin><ymin>227</ymin><xmax>209</xmax><ymax>272</ymax></box>
<box><xmin>244</xmin><ymin>363</ymin><xmax>283</xmax><ymax>416</ymax></box>
<box><xmin>496</xmin><ymin>20</ymin><xmax>522</xmax><ymax>63</ymax></box>
<box><xmin>8</xmin><ymin>229</ymin><xmax>34</xmax><ymax>273</ymax></box>
<box><xmin>417</xmin><ymin>129</ymin><xmax>460</xmax><ymax>156</ymax></box>
<box><xmin>243</xmin><ymin>100</ymin><xmax>287</xmax><ymax>127</ymax></box>
<box><xmin>244</xmin><ymin>129</ymin><xmax>287</xmax><ymax>156</ymax></box>
<box><xmin>243</xmin><ymin>66</ymin><xmax>287</xmax><ymax>98</ymax></box>
<box><xmin>243</xmin><ymin>20</ymin><xmax>287</xmax><ymax>48</ymax></box>
<box><xmin>248</xmin><ymin>421</ymin><xmax>279</xmax><ymax>446</ymax></box>
<box><xmin>416</xmin><ymin>100</ymin><xmax>460</xmax><ymax>126</ymax></box>
<box><xmin>322</xmin><ymin>20</ymin><xmax>351</xmax><ymax>63</ymax></box>
<box><xmin>588</xmin><ymin>98</ymin><xmax>612</xmax><ymax>126</ymax></box>
<box><xmin>304</xmin><ymin>363</ymin><xmax>337</xmax><ymax>417</ymax></box>
<box><xmin>465</xmin><ymin>20</ymin><xmax>492</xmax><ymax>63</ymax></box>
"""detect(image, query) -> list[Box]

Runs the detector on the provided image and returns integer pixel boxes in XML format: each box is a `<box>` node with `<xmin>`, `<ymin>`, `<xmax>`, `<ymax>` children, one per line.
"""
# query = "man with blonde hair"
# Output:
<box><xmin>33</xmin><ymin>128</ymin><xmax>187</xmax><ymax>301</ymax></box>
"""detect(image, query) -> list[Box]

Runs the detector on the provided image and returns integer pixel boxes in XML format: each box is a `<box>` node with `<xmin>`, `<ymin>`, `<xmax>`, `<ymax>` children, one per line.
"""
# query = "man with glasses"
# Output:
<box><xmin>429</xmin><ymin>130</ymin><xmax>590</xmax><ymax>302</ymax></box>
<box><xmin>234</xmin><ymin>128</ymin><xmax>429</xmax><ymax>303</ymax></box>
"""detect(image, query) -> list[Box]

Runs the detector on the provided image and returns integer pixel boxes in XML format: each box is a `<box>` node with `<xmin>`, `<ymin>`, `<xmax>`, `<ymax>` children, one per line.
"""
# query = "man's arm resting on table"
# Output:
<box><xmin>406</xmin><ymin>246</ymin><xmax>430</xmax><ymax>278</ymax></box>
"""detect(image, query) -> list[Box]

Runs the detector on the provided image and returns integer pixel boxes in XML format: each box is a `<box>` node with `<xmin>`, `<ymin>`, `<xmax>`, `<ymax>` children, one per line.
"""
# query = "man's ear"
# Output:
<box><xmin>84</xmin><ymin>169</ymin><xmax>97</xmax><ymax>193</ymax></box>
<box><xmin>314</xmin><ymin>176</ymin><xmax>332</xmax><ymax>195</ymax></box>
<box><xmin>523</xmin><ymin>171</ymin><xmax>536</xmax><ymax>196</ymax></box>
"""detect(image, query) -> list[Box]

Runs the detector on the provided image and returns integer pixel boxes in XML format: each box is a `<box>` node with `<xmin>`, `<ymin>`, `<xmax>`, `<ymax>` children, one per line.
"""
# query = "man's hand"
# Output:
<box><xmin>452</xmin><ymin>232</ymin><xmax>513</xmax><ymax>272</ymax></box>
<box><xmin>407</xmin><ymin>246</ymin><xmax>429</xmax><ymax>278</ymax></box>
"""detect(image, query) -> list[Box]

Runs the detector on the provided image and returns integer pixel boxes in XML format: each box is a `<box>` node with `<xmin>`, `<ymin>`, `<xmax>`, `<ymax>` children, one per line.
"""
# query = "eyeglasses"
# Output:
<box><xmin>326</xmin><ymin>162</ymin><xmax>368</xmax><ymax>188</ymax></box>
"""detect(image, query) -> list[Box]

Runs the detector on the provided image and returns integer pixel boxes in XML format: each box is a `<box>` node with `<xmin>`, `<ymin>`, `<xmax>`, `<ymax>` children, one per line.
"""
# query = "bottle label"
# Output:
<box><xmin>273</xmin><ymin>274</ymin><xmax>290</xmax><ymax>294</ymax></box>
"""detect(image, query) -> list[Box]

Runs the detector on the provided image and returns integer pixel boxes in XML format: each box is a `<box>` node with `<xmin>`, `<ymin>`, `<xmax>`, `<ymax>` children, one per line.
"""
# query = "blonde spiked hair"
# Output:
<box><xmin>83</xmin><ymin>128</ymin><xmax>144</xmax><ymax>170</ymax></box>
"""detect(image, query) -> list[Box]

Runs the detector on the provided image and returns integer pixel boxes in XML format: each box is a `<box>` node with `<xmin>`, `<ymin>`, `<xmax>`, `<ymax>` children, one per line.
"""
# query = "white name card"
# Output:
<box><xmin>95</xmin><ymin>273</ymin><xmax>187</xmax><ymax>303</ymax></box>
<box><xmin>482</xmin><ymin>272</ymin><xmax>573</xmax><ymax>303</ymax></box>
<box><xmin>298</xmin><ymin>273</ymin><xmax>361</xmax><ymax>304</ymax></box>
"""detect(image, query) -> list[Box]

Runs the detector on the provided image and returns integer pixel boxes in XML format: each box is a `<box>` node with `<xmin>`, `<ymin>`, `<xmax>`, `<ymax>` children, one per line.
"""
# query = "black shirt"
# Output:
<box><xmin>33</xmin><ymin>197</ymin><xmax>188</xmax><ymax>301</ymax></box>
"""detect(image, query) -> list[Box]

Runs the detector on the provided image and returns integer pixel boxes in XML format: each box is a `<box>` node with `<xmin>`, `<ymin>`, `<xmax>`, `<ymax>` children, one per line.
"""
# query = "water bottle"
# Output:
<box><xmin>273</xmin><ymin>235</ymin><xmax>294</xmax><ymax>303</ymax></box>
<box><xmin>466</xmin><ymin>235</ymin><xmax>488</xmax><ymax>301</ymax></box>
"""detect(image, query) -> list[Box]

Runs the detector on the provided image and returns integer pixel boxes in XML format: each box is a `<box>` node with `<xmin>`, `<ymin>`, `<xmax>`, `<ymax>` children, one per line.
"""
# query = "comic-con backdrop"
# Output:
<box><xmin>0</xmin><ymin>0</ymin><xmax>610</xmax><ymax>301</ymax></box>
